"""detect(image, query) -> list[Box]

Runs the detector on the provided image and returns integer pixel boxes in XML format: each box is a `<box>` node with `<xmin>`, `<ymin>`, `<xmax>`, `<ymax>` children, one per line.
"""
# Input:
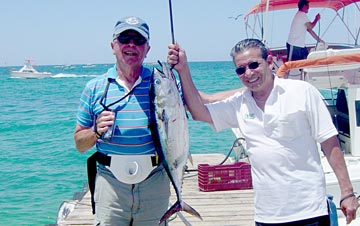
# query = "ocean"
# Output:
<box><xmin>0</xmin><ymin>61</ymin><xmax>242</xmax><ymax>225</ymax></box>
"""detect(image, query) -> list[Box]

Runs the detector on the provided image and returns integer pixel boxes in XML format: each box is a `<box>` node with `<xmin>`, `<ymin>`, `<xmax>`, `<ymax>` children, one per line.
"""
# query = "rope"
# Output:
<box><xmin>219</xmin><ymin>137</ymin><xmax>248</xmax><ymax>165</ymax></box>
<box><xmin>184</xmin><ymin>137</ymin><xmax>249</xmax><ymax>174</ymax></box>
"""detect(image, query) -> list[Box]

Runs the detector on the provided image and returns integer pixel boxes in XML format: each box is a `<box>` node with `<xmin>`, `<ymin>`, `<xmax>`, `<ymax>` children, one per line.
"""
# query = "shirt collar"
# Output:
<box><xmin>107</xmin><ymin>64</ymin><xmax>152</xmax><ymax>80</ymax></box>
<box><xmin>243</xmin><ymin>74</ymin><xmax>285</xmax><ymax>100</ymax></box>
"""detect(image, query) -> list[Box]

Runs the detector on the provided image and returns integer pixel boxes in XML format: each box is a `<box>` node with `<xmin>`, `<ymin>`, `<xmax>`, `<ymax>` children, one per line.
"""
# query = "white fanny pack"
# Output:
<box><xmin>106</xmin><ymin>154</ymin><xmax>158</xmax><ymax>184</ymax></box>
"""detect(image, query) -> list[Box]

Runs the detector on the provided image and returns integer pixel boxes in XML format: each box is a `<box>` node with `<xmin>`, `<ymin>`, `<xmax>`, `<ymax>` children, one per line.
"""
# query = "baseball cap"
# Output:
<box><xmin>113</xmin><ymin>16</ymin><xmax>150</xmax><ymax>40</ymax></box>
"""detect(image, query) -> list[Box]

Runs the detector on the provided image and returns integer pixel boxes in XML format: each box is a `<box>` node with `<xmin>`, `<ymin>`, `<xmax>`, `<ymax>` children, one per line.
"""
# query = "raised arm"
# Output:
<box><xmin>306</xmin><ymin>13</ymin><xmax>324</xmax><ymax>43</ymax></box>
<box><xmin>168</xmin><ymin>43</ymin><xmax>212</xmax><ymax>123</ymax></box>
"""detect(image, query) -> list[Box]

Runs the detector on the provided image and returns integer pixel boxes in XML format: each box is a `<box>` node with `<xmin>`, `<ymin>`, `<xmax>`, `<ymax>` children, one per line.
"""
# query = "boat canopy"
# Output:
<box><xmin>244</xmin><ymin>0</ymin><xmax>360</xmax><ymax>46</ymax></box>
<box><xmin>245</xmin><ymin>0</ymin><xmax>360</xmax><ymax>18</ymax></box>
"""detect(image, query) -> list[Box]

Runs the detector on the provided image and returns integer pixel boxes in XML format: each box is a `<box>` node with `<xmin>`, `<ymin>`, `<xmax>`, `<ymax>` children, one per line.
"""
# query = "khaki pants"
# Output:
<box><xmin>94</xmin><ymin>164</ymin><xmax>170</xmax><ymax>226</ymax></box>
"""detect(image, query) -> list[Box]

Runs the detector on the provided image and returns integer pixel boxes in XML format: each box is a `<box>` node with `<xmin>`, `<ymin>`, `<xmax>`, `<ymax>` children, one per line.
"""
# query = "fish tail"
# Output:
<box><xmin>159</xmin><ymin>200</ymin><xmax>202</xmax><ymax>224</ymax></box>
<box><xmin>181</xmin><ymin>200</ymin><xmax>203</xmax><ymax>220</ymax></box>
<box><xmin>159</xmin><ymin>200</ymin><xmax>181</xmax><ymax>224</ymax></box>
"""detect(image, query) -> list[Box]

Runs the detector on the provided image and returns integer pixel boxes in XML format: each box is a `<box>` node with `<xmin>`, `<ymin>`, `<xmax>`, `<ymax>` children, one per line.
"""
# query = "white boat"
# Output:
<box><xmin>244</xmin><ymin>0</ymin><xmax>360</xmax><ymax>69</ymax></box>
<box><xmin>9</xmin><ymin>59</ymin><xmax>52</xmax><ymax>79</ymax></box>
<box><xmin>82</xmin><ymin>64</ymin><xmax>96</xmax><ymax>68</ymax></box>
<box><xmin>241</xmin><ymin>0</ymin><xmax>360</xmax><ymax>224</ymax></box>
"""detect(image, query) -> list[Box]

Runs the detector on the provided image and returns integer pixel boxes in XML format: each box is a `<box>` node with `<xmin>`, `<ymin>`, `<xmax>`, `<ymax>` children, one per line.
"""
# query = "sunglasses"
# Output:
<box><xmin>235</xmin><ymin>61</ymin><xmax>260</xmax><ymax>75</ymax></box>
<box><xmin>117</xmin><ymin>35</ymin><xmax>147</xmax><ymax>46</ymax></box>
<box><xmin>98</xmin><ymin>78</ymin><xmax>136</xmax><ymax>140</ymax></box>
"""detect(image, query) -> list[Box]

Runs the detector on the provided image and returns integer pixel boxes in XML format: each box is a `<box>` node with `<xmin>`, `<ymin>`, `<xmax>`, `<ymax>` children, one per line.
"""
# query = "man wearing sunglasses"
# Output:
<box><xmin>286</xmin><ymin>0</ymin><xmax>325</xmax><ymax>61</ymax></box>
<box><xmin>74</xmin><ymin>16</ymin><xmax>172</xmax><ymax>226</ymax></box>
<box><xmin>74</xmin><ymin>16</ymin><xmax>242</xmax><ymax>226</ymax></box>
<box><xmin>168</xmin><ymin>38</ymin><xmax>359</xmax><ymax>225</ymax></box>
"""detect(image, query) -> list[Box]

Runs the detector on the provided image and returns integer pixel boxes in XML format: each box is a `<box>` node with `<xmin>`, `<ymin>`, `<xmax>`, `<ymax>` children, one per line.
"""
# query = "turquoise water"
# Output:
<box><xmin>0</xmin><ymin>61</ymin><xmax>242</xmax><ymax>225</ymax></box>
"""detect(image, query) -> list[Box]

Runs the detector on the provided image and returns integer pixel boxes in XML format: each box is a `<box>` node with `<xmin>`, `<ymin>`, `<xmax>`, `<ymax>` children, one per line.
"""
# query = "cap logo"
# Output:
<box><xmin>125</xmin><ymin>17</ymin><xmax>140</xmax><ymax>25</ymax></box>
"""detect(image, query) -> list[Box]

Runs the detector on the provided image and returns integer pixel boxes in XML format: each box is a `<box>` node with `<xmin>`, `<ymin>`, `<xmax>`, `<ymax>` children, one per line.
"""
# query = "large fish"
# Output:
<box><xmin>149</xmin><ymin>61</ymin><xmax>202</xmax><ymax>224</ymax></box>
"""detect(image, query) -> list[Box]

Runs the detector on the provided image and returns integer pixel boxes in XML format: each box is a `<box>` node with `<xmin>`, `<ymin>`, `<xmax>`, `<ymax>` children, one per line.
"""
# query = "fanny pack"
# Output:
<box><xmin>87</xmin><ymin>151</ymin><xmax>159</xmax><ymax>214</ymax></box>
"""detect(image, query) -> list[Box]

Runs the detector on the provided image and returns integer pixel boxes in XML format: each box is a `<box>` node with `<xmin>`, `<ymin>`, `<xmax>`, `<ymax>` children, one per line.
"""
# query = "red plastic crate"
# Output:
<box><xmin>198</xmin><ymin>162</ymin><xmax>252</xmax><ymax>192</ymax></box>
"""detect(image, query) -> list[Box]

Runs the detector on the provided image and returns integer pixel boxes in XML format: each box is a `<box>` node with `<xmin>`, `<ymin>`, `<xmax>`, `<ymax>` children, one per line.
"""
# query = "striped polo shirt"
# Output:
<box><xmin>76</xmin><ymin>65</ymin><xmax>155</xmax><ymax>155</ymax></box>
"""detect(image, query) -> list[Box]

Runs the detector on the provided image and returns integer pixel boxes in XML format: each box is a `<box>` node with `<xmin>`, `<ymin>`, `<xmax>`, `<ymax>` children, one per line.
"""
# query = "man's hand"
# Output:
<box><xmin>95</xmin><ymin>110</ymin><xmax>115</xmax><ymax>136</ymax></box>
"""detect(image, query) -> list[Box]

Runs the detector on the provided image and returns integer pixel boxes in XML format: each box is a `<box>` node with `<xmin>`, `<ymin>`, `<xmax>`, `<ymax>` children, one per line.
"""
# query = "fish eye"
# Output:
<box><xmin>154</xmin><ymin>79</ymin><xmax>161</xmax><ymax>85</ymax></box>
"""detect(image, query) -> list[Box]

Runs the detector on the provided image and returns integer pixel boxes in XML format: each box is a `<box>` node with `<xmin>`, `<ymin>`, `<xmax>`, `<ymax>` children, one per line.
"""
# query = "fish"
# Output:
<box><xmin>149</xmin><ymin>61</ymin><xmax>202</xmax><ymax>224</ymax></box>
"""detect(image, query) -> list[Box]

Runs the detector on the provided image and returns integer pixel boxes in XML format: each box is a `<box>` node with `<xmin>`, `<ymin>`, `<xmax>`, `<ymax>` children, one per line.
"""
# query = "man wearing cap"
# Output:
<box><xmin>74</xmin><ymin>16</ymin><xmax>171</xmax><ymax>225</ymax></box>
<box><xmin>74</xmin><ymin>16</ymin><xmax>242</xmax><ymax>226</ymax></box>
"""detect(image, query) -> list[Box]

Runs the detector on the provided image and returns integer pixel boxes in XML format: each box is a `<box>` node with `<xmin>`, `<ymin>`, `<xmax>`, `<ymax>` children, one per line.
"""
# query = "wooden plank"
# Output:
<box><xmin>57</xmin><ymin>154</ymin><xmax>254</xmax><ymax>226</ymax></box>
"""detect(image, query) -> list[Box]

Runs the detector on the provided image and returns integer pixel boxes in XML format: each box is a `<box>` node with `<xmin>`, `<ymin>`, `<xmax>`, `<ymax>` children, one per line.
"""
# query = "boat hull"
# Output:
<box><xmin>10</xmin><ymin>71</ymin><xmax>52</xmax><ymax>79</ymax></box>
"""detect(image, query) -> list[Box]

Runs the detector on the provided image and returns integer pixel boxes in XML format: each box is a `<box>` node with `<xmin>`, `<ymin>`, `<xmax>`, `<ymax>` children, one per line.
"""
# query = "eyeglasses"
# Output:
<box><xmin>116</xmin><ymin>35</ymin><xmax>147</xmax><ymax>46</ymax></box>
<box><xmin>235</xmin><ymin>61</ymin><xmax>260</xmax><ymax>75</ymax></box>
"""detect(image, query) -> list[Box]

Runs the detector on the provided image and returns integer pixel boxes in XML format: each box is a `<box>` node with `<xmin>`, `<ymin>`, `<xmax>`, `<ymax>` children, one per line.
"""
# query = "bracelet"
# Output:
<box><xmin>93</xmin><ymin>125</ymin><xmax>102</xmax><ymax>138</ymax></box>
<box><xmin>95</xmin><ymin>131</ymin><xmax>101</xmax><ymax>138</ymax></box>
<box><xmin>339</xmin><ymin>193</ymin><xmax>356</xmax><ymax>206</ymax></box>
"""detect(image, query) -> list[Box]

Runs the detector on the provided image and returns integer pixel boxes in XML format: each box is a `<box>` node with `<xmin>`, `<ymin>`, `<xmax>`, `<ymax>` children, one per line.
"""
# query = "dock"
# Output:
<box><xmin>56</xmin><ymin>154</ymin><xmax>254</xmax><ymax>226</ymax></box>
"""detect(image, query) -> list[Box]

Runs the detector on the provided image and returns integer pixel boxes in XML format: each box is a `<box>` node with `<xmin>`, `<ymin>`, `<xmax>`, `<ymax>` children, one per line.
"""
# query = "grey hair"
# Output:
<box><xmin>230</xmin><ymin>38</ymin><xmax>268</xmax><ymax>62</ymax></box>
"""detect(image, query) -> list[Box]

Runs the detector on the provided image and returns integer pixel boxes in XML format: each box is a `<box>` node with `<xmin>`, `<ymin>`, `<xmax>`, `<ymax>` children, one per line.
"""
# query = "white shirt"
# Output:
<box><xmin>207</xmin><ymin>77</ymin><xmax>337</xmax><ymax>223</ymax></box>
<box><xmin>287</xmin><ymin>11</ymin><xmax>310</xmax><ymax>47</ymax></box>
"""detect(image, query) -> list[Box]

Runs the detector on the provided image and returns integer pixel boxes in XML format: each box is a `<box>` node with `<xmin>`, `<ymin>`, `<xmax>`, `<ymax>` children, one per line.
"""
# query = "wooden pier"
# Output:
<box><xmin>56</xmin><ymin>154</ymin><xmax>254</xmax><ymax>226</ymax></box>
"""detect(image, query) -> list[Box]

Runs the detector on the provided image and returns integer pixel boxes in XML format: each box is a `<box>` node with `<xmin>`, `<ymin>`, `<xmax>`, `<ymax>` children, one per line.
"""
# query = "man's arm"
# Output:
<box><xmin>306</xmin><ymin>13</ymin><xmax>324</xmax><ymax>42</ymax></box>
<box><xmin>74</xmin><ymin>124</ymin><xmax>97</xmax><ymax>152</ymax></box>
<box><xmin>306</xmin><ymin>27</ymin><xmax>323</xmax><ymax>43</ymax></box>
<box><xmin>199</xmin><ymin>88</ymin><xmax>244</xmax><ymax>104</ymax></box>
<box><xmin>74</xmin><ymin>110</ymin><xmax>114</xmax><ymax>152</ymax></box>
<box><xmin>309</xmin><ymin>13</ymin><xmax>320</xmax><ymax>29</ymax></box>
<box><xmin>168</xmin><ymin>43</ymin><xmax>212</xmax><ymax>123</ymax></box>
<box><xmin>321</xmin><ymin>136</ymin><xmax>359</xmax><ymax>224</ymax></box>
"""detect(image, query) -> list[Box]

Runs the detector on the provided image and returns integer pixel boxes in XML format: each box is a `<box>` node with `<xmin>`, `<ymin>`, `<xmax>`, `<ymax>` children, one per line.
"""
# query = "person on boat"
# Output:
<box><xmin>286</xmin><ymin>0</ymin><xmax>325</xmax><ymax>61</ymax></box>
<box><xmin>167</xmin><ymin>38</ymin><xmax>359</xmax><ymax>225</ymax></box>
<box><xmin>74</xmin><ymin>16</ymin><xmax>241</xmax><ymax>226</ymax></box>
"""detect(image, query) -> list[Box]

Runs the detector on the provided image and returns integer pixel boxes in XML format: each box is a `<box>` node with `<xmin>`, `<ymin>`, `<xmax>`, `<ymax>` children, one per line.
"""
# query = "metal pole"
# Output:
<box><xmin>169</xmin><ymin>0</ymin><xmax>175</xmax><ymax>44</ymax></box>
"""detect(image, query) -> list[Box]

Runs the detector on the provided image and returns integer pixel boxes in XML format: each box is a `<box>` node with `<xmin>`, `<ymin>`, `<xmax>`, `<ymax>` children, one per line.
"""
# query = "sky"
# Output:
<box><xmin>1</xmin><ymin>0</ymin><xmax>359</xmax><ymax>66</ymax></box>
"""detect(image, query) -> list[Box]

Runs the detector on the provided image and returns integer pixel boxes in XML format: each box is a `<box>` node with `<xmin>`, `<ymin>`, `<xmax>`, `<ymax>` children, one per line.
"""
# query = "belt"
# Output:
<box><xmin>87</xmin><ymin>151</ymin><xmax>159</xmax><ymax>214</ymax></box>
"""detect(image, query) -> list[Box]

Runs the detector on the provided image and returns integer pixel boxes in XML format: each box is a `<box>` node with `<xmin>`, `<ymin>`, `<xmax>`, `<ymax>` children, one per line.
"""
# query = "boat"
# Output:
<box><xmin>244</xmin><ymin>0</ymin><xmax>360</xmax><ymax>72</ymax></box>
<box><xmin>82</xmin><ymin>63</ymin><xmax>96</xmax><ymax>68</ymax></box>
<box><xmin>9</xmin><ymin>59</ymin><xmax>52</xmax><ymax>79</ymax></box>
<box><xmin>242</xmin><ymin>0</ymin><xmax>360</xmax><ymax>225</ymax></box>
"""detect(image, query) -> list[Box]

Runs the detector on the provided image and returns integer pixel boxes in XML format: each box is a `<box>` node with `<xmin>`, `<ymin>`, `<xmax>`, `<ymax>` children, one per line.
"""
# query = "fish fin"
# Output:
<box><xmin>159</xmin><ymin>200</ymin><xmax>181</xmax><ymax>224</ymax></box>
<box><xmin>181</xmin><ymin>200</ymin><xmax>202</xmax><ymax>220</ymax></box>
<box><xmin>159</xmin><ymin>200</ymin><xmax>202</xmax><ymax>224</ymax></box>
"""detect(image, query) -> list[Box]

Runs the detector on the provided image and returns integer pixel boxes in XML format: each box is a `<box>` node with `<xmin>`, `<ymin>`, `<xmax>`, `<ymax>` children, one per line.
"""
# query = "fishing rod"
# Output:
<box><xmin>168</xmin><ymin>0</ymin><xmax>175</xmax><ymax>44</ymax></box>
<box><xmin>168</xmin><ymin>0</ymin><xmax>176</xmax><ymax>70</ymax></box>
